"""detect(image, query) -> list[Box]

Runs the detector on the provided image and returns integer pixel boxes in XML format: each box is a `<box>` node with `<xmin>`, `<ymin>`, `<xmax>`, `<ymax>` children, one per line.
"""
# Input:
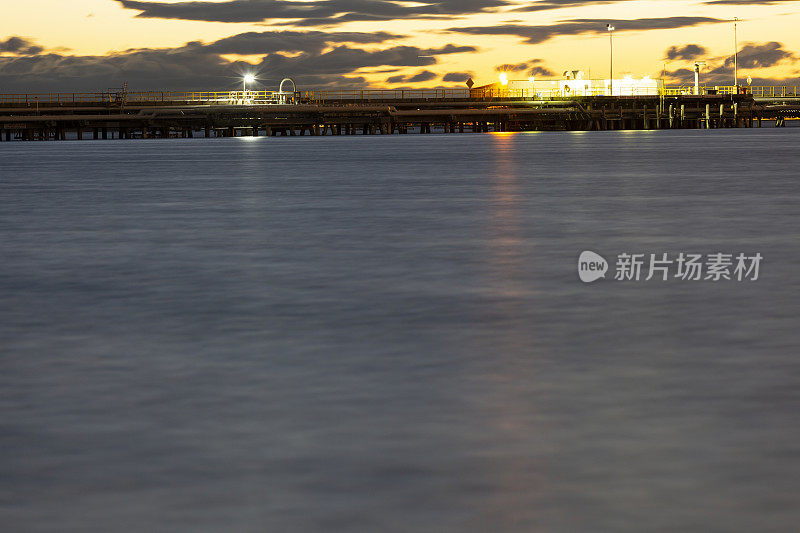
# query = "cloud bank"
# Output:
<box><xmin>449</xmin><ymin>17</ymin><xmax>724</xmax><ymax>45</ymax></box>
<box><xmin>0</xmin><ymin>32</ymin><xmax>475</xmax><ymax>92</ymax></box>
<box><xmin>115</xmin><ymin>0</ymin><xmax>510</xmax><ymax>25</ymax></box>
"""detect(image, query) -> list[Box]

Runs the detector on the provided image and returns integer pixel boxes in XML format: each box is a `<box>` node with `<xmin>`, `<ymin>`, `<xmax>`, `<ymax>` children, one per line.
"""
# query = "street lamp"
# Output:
<box><xmin>243</xmin><ymin>73</ymin><xmax>255</xmax><ymax>94</ymax></box>
<box><xmin>733</xmin><ymin>17</ymin><xmax>739</xmax><ymax>91</ymax></box>
<box><xmin>606</xmin><ymin>24</ymin><xmax>615</xmax><ymax>96</ymax></box>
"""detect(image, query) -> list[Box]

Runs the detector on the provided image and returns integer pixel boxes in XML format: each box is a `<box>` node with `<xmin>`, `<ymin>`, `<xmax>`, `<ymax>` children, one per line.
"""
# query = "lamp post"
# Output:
<box><xmin>606</xmin><ymin>24</ymin><xmax>615</xmax><ymax>96</ymax></box>
<box><xmin>733</xmin><ymin>17</ymin><xmax>739</xmax><ymax>92</ymax></box>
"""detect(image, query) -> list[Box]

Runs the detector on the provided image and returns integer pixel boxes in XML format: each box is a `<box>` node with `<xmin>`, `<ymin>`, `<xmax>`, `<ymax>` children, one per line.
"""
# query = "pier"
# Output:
<box><xmin>1</xmin><ymin>86</ymin><xmax>798</xmax><ymax>141</ymax></box>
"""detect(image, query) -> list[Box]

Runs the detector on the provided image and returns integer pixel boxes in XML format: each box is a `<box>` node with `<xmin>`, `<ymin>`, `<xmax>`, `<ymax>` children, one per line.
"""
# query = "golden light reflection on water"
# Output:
<box><xmin>471</xmin><ymin>133</ymin><xmax>545</xmax><ymax>528</ymax></box>
<box><xmin>486</xmin><ymin>133</ymin><xmax>526</xmax><ymax>299</ymax></box>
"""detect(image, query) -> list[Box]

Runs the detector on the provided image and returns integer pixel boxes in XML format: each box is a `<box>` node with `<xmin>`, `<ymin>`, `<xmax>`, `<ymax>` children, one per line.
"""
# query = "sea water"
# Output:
<box><xmin>1</xmin><ymin>128</ymin><xmax>799</xmax><ymax>532</ymax></box>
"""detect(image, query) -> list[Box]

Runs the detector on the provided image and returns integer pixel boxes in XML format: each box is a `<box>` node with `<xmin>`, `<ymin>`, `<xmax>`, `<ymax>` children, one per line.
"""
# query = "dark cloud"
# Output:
<box><xmin>449</xmin><ymin>17</ymin><xmax>723</xmax><ymax>45</ymax></box>
<box><xmin>724</xmin><ymin>41</ymin><xmax>794</xmax><ymax>68</ymax></box>
<box><xmin>267</xmin><ymin>45</ymin><xmax>430</xmax><ymax>75</ymax></box>
<box><xmin>494</xmin><ymin>58</ymin><xmax>553</xmax><ymax>77</ymax></box>
<box><xmin>408</xmin><ymin>70</ymin><xmax>437</xmax><ymax>82</ymax></box>
<box><xmin>0</xmin><ymin>49</ymin><xmax>363</xmax><ymax>92</ymax></box>
<box><xmin>422</xmin><ymin>44</ymin><xmax>476</xmax><ymax>55</ymax></box>
<box><xmin>703</xmin><ymin>0</ymin><xmax>788</xmax><ymax>4</ymax></box>
<box><xmin>0</xmin><ymin>36</ymin><xmax>44</xmax><ymax>55</ymax></box>
<box><xmin>662</xmin><ymin>41</ymin><xmax>799</xmax><ymax>85</ymax></box>
<box><xmin>0</xmin><ymin>48</ymin><xmax>244</xmax><ymax>92</ymax></box>
<box><xmin>528</xmin><ymin>65</ymin><xmax>554</xmax><ymax>76</ymax></box>
<box><xmin>204</xmin><ymin>31</ymin><xmax>402</xmax><ymax>55</ymax></box>
<box><xmin>259</xmin><ymin>43</ymin><xmax>472</xmax><ymax>78</ymax></box>
<box><xmin>495</xmin><ymin>61</ymin><xmax>532</xmax><ymax>72</ymax></box>
<box><xmin>386</xmin><ymin>70</ymin><xmax>437</xmax><ymax>84</ymax></box>
<box><xmin>0</xmin><ymin>30</ymin><xmax>472</xmax><ymax>92</ymax></box>
<box><xmin>512</xmin><ymin>0</ymin><xmax>630</xmax><ymax>12</ymax></box>
<box><xmin>495</xmin><ymin>58</ymin><xmax>546</xmax><ymax>72</ymax></box>
<box><xmin>442</xmin><ymin>71</ymin><xmax>473</xmax><ymax>82</ymax></box>
<box><xmin>115</xmin><ymin>0</ymin><xmax>509</xmax><ymax>25</ymax></box>
<box><xmin>666</xmin><ymin>44</ymin><xmax>707</xmax><ymax>60</ymax></box>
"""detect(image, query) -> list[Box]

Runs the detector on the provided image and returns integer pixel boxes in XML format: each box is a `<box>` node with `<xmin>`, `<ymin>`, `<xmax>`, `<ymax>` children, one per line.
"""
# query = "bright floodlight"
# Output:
<box><xmin>499</xmin><ymin>72</ymin><xmax>509</xmax><ymax>86</ymax></box>
<box><xmin>607</xmin><ymin>24</ymin><xmax>614</xmax><ymax>31</ymax></box>
<box><xmin>242</xmin><ymin>73</ymin><xmax>256</xmax><ymax>95</ymax></box>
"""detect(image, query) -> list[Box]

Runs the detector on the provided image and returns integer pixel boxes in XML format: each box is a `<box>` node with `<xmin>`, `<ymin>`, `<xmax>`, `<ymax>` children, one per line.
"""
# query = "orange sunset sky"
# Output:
<box><xmin>1</xmin><ymin>0</ymin><xmax>798</xmax><ymax>92</ymax></box>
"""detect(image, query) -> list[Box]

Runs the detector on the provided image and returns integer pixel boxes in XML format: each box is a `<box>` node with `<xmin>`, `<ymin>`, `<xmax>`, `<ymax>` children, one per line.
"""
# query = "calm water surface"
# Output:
<box><xmin>1</xmin><ymin>129</ymin><xmax>799</xmax><ymax>532</ymax></box>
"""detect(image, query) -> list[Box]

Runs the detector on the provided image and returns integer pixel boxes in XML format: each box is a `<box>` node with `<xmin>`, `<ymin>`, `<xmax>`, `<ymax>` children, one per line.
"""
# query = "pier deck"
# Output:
<box><xmin>1</xmin><ymin>88</ymin><xmax>797</xmax><ymax>141</ymax></box>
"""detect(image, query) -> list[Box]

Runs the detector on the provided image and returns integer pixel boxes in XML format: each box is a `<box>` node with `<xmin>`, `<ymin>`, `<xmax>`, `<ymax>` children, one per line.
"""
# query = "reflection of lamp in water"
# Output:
<box><xmin>499</xmin><ymin>72</ymin><xmax>509</xmax><ymax>86</ymax></box>
<box><xmin>243</xmin><ymin>73</ymin><xmax>255</xmax><ymax>93</ymax></box>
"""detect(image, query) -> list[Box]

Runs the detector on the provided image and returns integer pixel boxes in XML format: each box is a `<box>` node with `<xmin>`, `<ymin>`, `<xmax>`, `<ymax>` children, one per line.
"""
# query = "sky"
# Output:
<box><xmin>0</xmin><ymin>0</ymin><xmax>798</xmax><ymax>92</ymax></box>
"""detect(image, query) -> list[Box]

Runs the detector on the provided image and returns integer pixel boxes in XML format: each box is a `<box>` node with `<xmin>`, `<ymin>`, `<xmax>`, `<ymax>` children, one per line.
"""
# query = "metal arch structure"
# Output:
<box><xmin>278</xmin><ymin>78</ymin><xmax>297</xmax><ymax>104</ymax></box>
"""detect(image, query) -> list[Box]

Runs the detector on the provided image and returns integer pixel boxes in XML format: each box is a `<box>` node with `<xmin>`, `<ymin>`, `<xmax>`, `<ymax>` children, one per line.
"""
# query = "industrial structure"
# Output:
<box><xmin>0</xmin><ymin>75</ymin><xmax>797</xmax><ymax>141</ymax></box>
<box><xmin>478</xmin><ymin>71</ymin><xmax>664</xmax><ymax>98</ymax></box>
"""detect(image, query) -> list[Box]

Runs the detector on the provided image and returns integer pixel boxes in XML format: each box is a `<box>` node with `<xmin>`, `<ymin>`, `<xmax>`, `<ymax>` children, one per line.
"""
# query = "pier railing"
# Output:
<box><xmin>475</xmin><ymin>86</ymin><xmax>800</xmax><ymax>99</ymax></box>
<box><xmin>1</xmin><ymin>86</ymin><xmax>798</xmax><ymax>107</ymax></box>
<box><xmin>0</xmin><ymin>90</ymin><xmax>285</xmax><ymax>105</ymax></box>
<box><xmin>470</xmin><ymin>87</ymin><xmax>656</xmax><ymax>98</ymax></box>
<box><xmin>125</xmin><ymin>91</ymin><xmax>284</xmax><ymax>104</ymax></box>
<box><xmin>662</xmin><ymin>86</ymin><xmax>799</xmax><ymax>97</ymax></box>
<box><xmin>300</xmin><ymin>88</ymin><xmax>472</xmax><ymax>102</ymax></box>
<box><xmin>0</xmin><ymin>89</ymin><xmax>472</xmax><ymax>105</ymax></box>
